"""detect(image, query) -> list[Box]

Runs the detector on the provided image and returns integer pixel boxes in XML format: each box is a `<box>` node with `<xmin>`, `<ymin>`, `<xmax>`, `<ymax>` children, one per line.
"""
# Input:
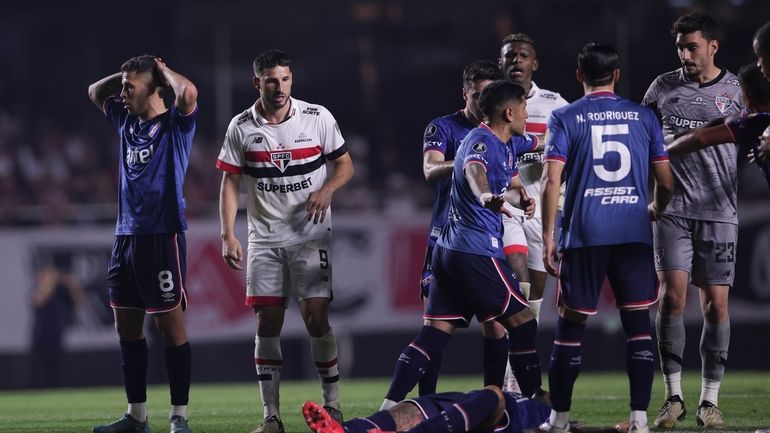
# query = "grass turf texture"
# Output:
<box><xmin>1</xmin><ymin>372</ymin><xmax>769</xmax><ymax>433</ymax></box>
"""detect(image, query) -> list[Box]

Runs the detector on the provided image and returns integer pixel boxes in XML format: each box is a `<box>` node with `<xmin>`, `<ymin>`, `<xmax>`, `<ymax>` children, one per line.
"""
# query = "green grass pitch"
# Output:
<box><xmin>1</xmin><ymin>372</ymin><xmax>769</xmax><ymax>432</ymax></box>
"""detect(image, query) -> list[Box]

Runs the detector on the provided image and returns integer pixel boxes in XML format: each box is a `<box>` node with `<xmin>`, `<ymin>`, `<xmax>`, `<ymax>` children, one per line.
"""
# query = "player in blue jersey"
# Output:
<box><xmin>667</xmin><ymin>63</ymin><xmax>770</xmax><ymax>189</ymax></box>
<box><xmin>88</xmin><ymin>55</ymin><xmax>198</xmax><ymax>433</ymax></box>
<box><xmin>305</xmin><ymin>387</ymin><xmax>552</xmax><ymax>433</ymax></box>
<box><xmin>540</xmin><ymin>43</ymin><xmax>673</xmax><ymax>433</ymax></box>
<box><xmin>416</xmin><ymin>60</ymin><xmax>516</xmax><ymax>399</ymax></box>
<box><xmin>381</xmin><ymin>80</ymin><xmax>540</xmax><ymax>410</ymax></box>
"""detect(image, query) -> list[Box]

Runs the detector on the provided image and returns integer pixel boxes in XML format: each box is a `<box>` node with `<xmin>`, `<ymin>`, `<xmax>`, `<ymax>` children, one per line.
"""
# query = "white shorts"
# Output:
<box><xmin>502</xmin><ymin>212</ymin><xmax>546</xmax><ymax>273</ymax></box>
<box><xmin>246</xmin><ymin>237</ymin><xmax>333</xmax><ymax>307</ymax></box>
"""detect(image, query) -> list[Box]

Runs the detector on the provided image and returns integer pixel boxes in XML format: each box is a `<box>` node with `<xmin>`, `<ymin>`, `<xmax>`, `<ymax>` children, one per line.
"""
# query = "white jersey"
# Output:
<box><xmin>217</xmin><ymin>97</ymin><xmax>347</xmax><ymax>248</ymax></box>
<box><xmin>512</xmin><ymin>82</ymin><xmax>568</xmax><ymax>214</ymax></box>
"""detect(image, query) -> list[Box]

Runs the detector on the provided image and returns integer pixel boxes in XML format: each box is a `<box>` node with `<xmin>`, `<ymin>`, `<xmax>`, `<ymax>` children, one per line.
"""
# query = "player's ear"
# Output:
<box><xmin>743</xmin><ymin>92</ymin><xmax>753</xmax><ymax>111</ymax></box>
<box><xmin>709</xmin><ymin>39</ymin><xmax>719</xmax><ymax>57</ymax></box>
<box><xmin>532</xmin><ymin>57</ymin><xmax>540</xmax><ymax>72</ymax></box>
<box><xmin>252</xmin><ymin>75</ymin><xmax>261</xmax><ymax>90</ymax></box>
<box><xmin>575</xmin><ymin>69</ymin><xmax>583</xmax><ymax>84</ymax></box>
<box><xmin>612</xmin><ymin>68</ymin><xmax>621</xmax><ymax>84</ymax></box>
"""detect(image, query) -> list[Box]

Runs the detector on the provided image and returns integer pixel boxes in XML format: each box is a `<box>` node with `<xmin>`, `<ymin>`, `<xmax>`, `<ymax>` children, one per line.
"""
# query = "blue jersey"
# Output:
<box><xmin>726</xmin><ymin>109</ymin><xmax>770</xmax><ymax>190</ymax></box>
<box><xmin>423</xmin><ymin>111</ymin><xmax>476</xmax><ymax>247</ymax></box>
<box><xmin>104</xmin><ymin>96</ymin><xmax>198</xmax><ymax>235</ymax></box>
<box><xmin>544</xmin><ymin>91</ymin><xmax>668</xmax><ymax>250</ymax></box>
<box><xmin>438</xmin><ymin>124</ymin><xmax>536</xmax><ymax>258</ymax></box>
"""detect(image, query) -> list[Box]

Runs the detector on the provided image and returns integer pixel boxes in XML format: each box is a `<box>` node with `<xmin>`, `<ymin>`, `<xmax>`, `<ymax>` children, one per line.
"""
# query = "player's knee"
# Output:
<box><xmin>659</xmin><ymin>289</ymin><xmax>686</xmax><ymax>313</ymax></box>
<box><xmin>481</xmin><ymin>320</ymin><xmax>506</xmax><ymax>339</ymax></box>
<box><xmin>303</xmin><ymin>314</ymin><xmax>331</xmax><ymax>337</ymax></box>
<box><xmin>482</xmin><ymin>386</ymin><xmax>506</xmax><ymax>427</ymax></box>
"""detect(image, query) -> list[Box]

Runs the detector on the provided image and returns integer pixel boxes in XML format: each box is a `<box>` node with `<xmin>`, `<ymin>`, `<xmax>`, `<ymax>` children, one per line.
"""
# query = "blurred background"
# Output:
<box><xmin>1</xmin><ymin>0</ymin><xmax>770</xmax><ymax>389</ymax></box>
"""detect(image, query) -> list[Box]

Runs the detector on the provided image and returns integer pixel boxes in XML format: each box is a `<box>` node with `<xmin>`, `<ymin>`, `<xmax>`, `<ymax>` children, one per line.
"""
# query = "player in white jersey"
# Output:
<box><xmin>498</xmin><ymin>33</ymin><xmax>567</xmax><ymax>394</ymax></box>
<box><xmin>217</xmin><ymin>49</ymin><xmax>354</xmax><ymax>433</ymax></box>
<box><xmin>642</xmin><ymin>13</ymin><xmax>743</xmax><ymax>430</ymax></box>
<box><xmin>499</xmin><ymin>33</ymin><xmax>568</xmax><ymax>320</ymax></box>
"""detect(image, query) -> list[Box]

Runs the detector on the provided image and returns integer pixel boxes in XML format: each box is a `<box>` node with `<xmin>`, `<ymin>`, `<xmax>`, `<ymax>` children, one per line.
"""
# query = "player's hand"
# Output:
<box><xmin>520</xmin><ymin>196</ymin><xmax>536</xmax><ymax>219</ymax></box>
<box><xmin>480</xmin><ymin>193</ymin><xmax>512</xmax><ymax>217</ymax></box>
<box><xmin>543</xmin><ymin>235</ymin><xmax>560</xmax><ymax>277</ymax></box>
<box><xmin>648</xmin><ymin>202</ymin><xmax>664</xmax><ymax>221</ymax></box>
<box><xmin>221</xmin><ymin>235</ymin><xmax>243</xmax><ymax>270</ymax></box>
<box><xmin>306</xmin><ymin>187</ymin><xmax>332</xmax><ymax>224</ymax></box>
<box><xmin>153</xmin><ymin>57</ymin><xmax>170</xmax><ymax>86</ymax></box>
<box><xmin>748</xmin><ymin>149</ymin><xmax>758</xmax><ymax>164</ymax></box>
<box><xmin>759</xmin><ymin>126</ymin><xmax>770</xmax><ymax>161</ymax></box>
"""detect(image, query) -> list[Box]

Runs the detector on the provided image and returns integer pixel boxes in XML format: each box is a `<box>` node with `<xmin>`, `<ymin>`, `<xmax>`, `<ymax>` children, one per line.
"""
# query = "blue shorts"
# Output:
<box><xmin>425</xmin><ymin>246</ymin><xmax>528</xmax><ymax>327</ymax></box>
<box><xmin>107</xmin><ymin>233</ymin><xmax>188</xmax><ymax>314</ymax></box>
<box><xmin>406</xmin><ymin>391</ymin><xmax>477</xmax><ymax>419</ymax></box>
<box><xmin>419</xmin><ymin>245</ymin><xmax>434</xmax><ymax>300</ymax></box>
<box><xmin>557</xmin><ymin>243</ymin><xmax>658</xmax><ymax>314</ymax></box>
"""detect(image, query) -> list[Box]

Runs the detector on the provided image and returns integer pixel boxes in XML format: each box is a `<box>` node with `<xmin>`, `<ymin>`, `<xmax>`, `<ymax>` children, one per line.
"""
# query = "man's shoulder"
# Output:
<box><xmin>718</xmin><ymin>69</ymin><xmax>741</xmax><ymax>88</ymax></box>
<box><xmin>532</xmin><ymin>84</ymin><xmax>567</xmax><ymax>106</ymax></box>
<box><xmin>293</xmin><ymin>98</ymin><xmax>332</xmax><ymax>118</ymax></box>
<box><xmin>653</xmin><ymin>68</ymin><xmax>683</xmax><ymax>85</ymax></box>
<box><xmin>230</xmin><ymin>107</ymin><xmax>254</xmax><ymax>129</ymax></box>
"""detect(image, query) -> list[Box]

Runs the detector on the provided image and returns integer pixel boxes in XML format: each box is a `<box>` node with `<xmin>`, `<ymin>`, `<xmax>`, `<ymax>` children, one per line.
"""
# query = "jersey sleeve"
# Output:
<box><xmin>644</xmin><ymin>108</ymin><xmax>669</xmax><ymax>163</ymax></box>
<box><xmin>104</xmin><ymin>96</ymin><xmax>129</xmax><ymax>129</ymax></box>
<box><xmin>543</xmin><ymin>114</ymin><xmax>568</xmax><ymax>164</ymax></box>
<box><xmin>462</xmin><ymin>139</ymin><xmax>493</xmax><ymax>172</ymax></box>
<box><xmin>726</xmin><ymin>112</ymin><xmax>770</xmax><ymax>146</ymax></box>
<box><xmin>422</xmin><ymin>120</ymin><xmax>451</xmax><ymax>155</ymax></box>
<box><xmin>216</xmin><ymin>120</ymin><xmax>245</xmax><ymax>174</ymax></box>
<box><xmin>641</xmin><ymin>80</ymin><xmax>662</xmax><ymax>123</ymax></box>
<box><xmin>514</xmin><ymin>133</ymin><xmax>538</xmax><ymax>156</ymax></box>
<box><xmin>170</xmin><ymin>103</ymin><xmax>199</xmax><ymax>134</ymax></box>
<box><xmin>319</xmin><ymin>108</ymin><xmax>348</xmax><ymax>160</ymax></box>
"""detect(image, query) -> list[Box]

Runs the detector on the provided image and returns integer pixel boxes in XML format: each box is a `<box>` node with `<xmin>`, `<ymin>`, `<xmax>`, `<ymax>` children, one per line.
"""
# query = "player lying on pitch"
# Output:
<box><xmin>304</xmin><ymin>386</ymin><xmax>633</xmax><ymax>433</ymax></box>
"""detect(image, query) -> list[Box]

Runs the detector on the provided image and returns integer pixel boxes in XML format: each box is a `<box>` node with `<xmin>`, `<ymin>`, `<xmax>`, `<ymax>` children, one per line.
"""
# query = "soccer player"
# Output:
<box><xmin>305</xmin><ymin>386</ymin><xmax>551</xmax><ymax>433</ymax></box>
<box><xmin>380</xmin><ymin>80</ymin><xmax>541</xmax><ymax>410</ymax></box>
<box><xmin>499</xmin><ymin>33</ymin><xmax>569</xmax><ymax>321</ymax></box>
<box><xmin>540</xmin><ymin>42</ymin><xmax>674</xmax><ymax>433</ymax></box>
<box><xmin>217</xmin><ymin>49</ymin><xmax>354</xmax><ymax>433</ymax></box>
<box><xmin>87</xmin><ymin>55</ymin><xmax>198</xmax><ymax>433</ymax></box>
<box><xmin>667</xmin><ymin>63</ymin><xmax>770</xmax><ymax>189</ymax></box>
<box><xmin>641</xmin><ymin>12</ymin><xmax>743</xmax><ymax>429</ymax></box>
<box><xmin>418</xmin><ymin>60</ymin><xmax>532</xmax><ymax>397</ymax></box>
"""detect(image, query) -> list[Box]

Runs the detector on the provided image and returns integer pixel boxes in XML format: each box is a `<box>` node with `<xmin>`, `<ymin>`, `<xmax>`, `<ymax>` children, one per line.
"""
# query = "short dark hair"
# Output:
<box><xmin>121</xmin><ymin>54</ymin><xmax>163</xmax><ymax>95</ymax></box>
<box><xmin>501</xmin><ymin>33</ymin><xmax>536</xmax><ymax>49</ymax></box>
<box><xmin>462</xmin><ymin>60</ymin><xmax>504</xmax><ymax>87</ymax></box>
<box><xmin>671</xmin><ymin>11</ymin><xmax>722</xmax><ymax>41</ymax></box>
<box><xmin>738</xmin><ymin>63</ymin><xmax>770</xmax><ymax>107</ymax></box>
<box><xmin>577</xmin><ymin>43</ymin><xmax>620</xmax><ymax>87</ymax></box>
<box><xmin>479</xmin><ymin>80</ymin><xmax>525</xmax><ymax>119</ymax></box>
<box><xmin>754</xmin><ymin>21</ymin><xmax>770</xmax><ymax>54</ymax></box>
<box><xmin>253</xmin><ymin>49</ymin><xmax>291</xmax><ymax>76</ymax></box>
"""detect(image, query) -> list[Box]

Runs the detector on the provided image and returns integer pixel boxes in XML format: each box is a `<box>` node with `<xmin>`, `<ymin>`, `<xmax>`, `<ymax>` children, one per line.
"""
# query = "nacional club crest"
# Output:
<box><xmin>270</xmin><ymin>151</ymin><xmax>292</xmax><ymax>172</ymax></box>
<box><xmin>714</xmin><ymin>94</ymin><xmax>733</xmax><ymax>114</ymax></box>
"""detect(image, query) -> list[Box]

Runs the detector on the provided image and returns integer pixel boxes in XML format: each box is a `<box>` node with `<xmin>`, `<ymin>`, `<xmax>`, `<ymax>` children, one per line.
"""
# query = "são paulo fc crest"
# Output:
<box><xmin>714</xmin><ymin>94</ymin><xmax>733</xmax><ymax>114</ymax></box>
<box><xmin>270</xmin><ymin>151</ymin><xmax>292</xmax><ymax>172</ymax></box>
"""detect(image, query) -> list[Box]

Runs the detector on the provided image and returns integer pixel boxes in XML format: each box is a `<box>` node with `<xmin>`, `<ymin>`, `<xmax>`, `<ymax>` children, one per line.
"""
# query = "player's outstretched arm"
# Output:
<box><xmin>464</xmin><ymin>163</ymin><xmax>511</xmax><ymax>217</ymax></box>
<box><xmin>87</xmin><ymin>72</ymin><xmax>122</xmax><ymax>113</ymax></box>
<box><xmin>306</xmin><ymin>152</ymin><xmax>354</xmax><ymax>224</ymax></box>
<box><xmin>423</xmin><ymin>150</ymin><xmax>454</xmax><ymax>182</ymax></box>
<box><xmin>154</xmin><ymin>58</ymin><xmax>198</xmax><ymax>115</ymax></box>
<box><xmin>540</xmin><ymin>161</ymin><xmax>563</xmax><ymax>276</ymax></box>
<box><xmin>666</xmin><ymin>123</ymin><xmax>733</xmax><ymax>157</ymax></box>
<box><xmin>649</xmin><ymin>161</ymin><xmax>674</xmax><ymax>221</ymax></box>
<box><xmin>219</xmin><ymin>172</ymin><xmax>243</xmax><ymax>270</ymax></box>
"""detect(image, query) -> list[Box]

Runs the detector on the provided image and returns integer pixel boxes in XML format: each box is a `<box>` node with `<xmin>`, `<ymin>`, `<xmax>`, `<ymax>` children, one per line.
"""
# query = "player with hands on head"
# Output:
<box><xmin>87</xmin><ymin>54</ymin><xmax>199</xmax><ymax>433</ymax></box>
